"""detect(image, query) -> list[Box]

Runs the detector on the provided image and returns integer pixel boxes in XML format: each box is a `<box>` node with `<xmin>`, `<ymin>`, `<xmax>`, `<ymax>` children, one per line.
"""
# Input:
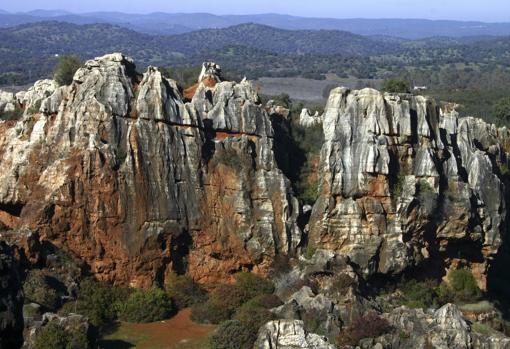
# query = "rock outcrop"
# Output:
<box><xmin>0</xmin><ymin>53</ymin><xmax>300</xmax><ymax>287</ymax></box>
<box><xmin>0</xmin><ymin>241</ymin><xmax>24</xmax><ymax>349</ymax></box>
<box><xmin>308</xmin><ymin>87</ymin><xmax>509</xmax><ymax>288</ymax></box>
<box><xmin>0</xmin><ymin>91</ymin><xmax>16</xmax><ymax>113</ymax></box>
<box><xmin>299</xmin><ymin>108</ymin><xmax>323</xmax><ymax>127</ymax></box>
<box><xmin>255</xmin><ymin>320</ymin><xmax>336</xmax><ymax>349</ymax></box>
<box><xmin>376</xmin><ymin>304</ymin><xmax>510</xmax><ymax>349</ymax></box>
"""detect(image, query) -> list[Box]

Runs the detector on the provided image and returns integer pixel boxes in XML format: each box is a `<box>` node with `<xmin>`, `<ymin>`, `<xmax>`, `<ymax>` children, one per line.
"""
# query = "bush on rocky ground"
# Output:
<box><xmin>60</xmin><ymin>278</ymin><xmax>131</xmax><ymax>328</ymax></box>
<box><xmin>54</xmin><ymin>55</ymin><xmax>82</xmax><ymax>86</ymax></box>
<box><xmin>34</xmin><ymin>322</ymin><xmax>89</xmax><ymax>349</ymax></box>
<box><xmin>399</xmin><ymin>279</ymin><xmax>440</xmax><ymax>309</ymax></box>
<box><xmin>118</xmin><ymin>288</ymin><xmax>175</xmax><ymax>323</ymax></box>
<box><xmin>447</xmin><ymin>268</ymin><xmax>482</xmax><ymax>303</ymax></box>
<box><xmin>191</xmin><ymin>273</ymin><xmax>279</xmax><ymax>349</ymax></box>
<box><xmin>337</xmin><ymin>311</ymin><xmax>391</xmax><ymax>347</ymax></box>
<box><xmin>235</xmin><ymin>272</ymin><xmax>275</xmax><ymax>299</ymax></box>
<box><xmin>208</xmin><ymin>320</ymin><xmax>256</xmax><ymax>349</ymax></box>
<box><xmin>166</xmin><ymin>273</ymin><xmax>207</xmax><ymax>309</ymax></box>
<box><xmin>23</xmin><ymin>270</ymin><xmax>61</xmax><ymax>312</ymax></box>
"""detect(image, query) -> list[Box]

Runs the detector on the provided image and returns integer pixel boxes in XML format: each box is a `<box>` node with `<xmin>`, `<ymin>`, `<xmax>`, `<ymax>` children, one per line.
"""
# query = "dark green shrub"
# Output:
<box><xmin>54</xmin><ymin>55</ymin><xmax>82</xmax><ymax>86</ymax></box>
<box><xmin>302</xmin><ymin>308</ymin><xmax>328</xmax><ymax>335</ymax></box>
<box><xmin>190</xmin><ymin>300</ymin><xmax>232</xmax><ymax>324</ymax></box>
<box><xmin>417</xmin><ymin>181</ymin><xmax>438</xmax><ymax>216</ymax></box>
<box><xmin>166</xmin><ymin>273</ymin><xmax>207</xmax><ymax>309</ymax></box>
<box><xmin>337</xmin><ymin>312</ymin><xmax>391</xmax><ymax>346</ymax></box>
<box><xmin>23</xmin><ymin>270</ymin><xmax>60</xmax><ymax>311</ymax></box>
<box><xmin>0</xmin><ymin>105</ymin><xmax>24</xmax><ymax>121</ymax></box>
<box><xmin>400</xmin><ymin>279</ymin><xmax>438</xmax><ymax>309</ymax></box>
<box><xmin>191</xmin><ymin>283</ymin><xmax>248</xmax><ymax>324</ymax></box>
<box><xmin>494</xmin><ymin>97</ymin><xmax>510</xmax><ymax>122</ymax></box>
<box><xmin>209</xmin><ymin>284</ymin><xmax>251</xmax><ymax>312</ymax></box>
<box><xmin>61</xmin><ymin>278</ymin><xmax>131</xmax><ymax>327</ymax></box>
<box><xmin>234</xmin><ymin>302</ymin><xmax>275</xmax><ymax>330</ymax></box>
<box><xmin>390</xmin><ymin>171</ymin><xmax>406</xmax><ymax>205</ymax></box>
<box><xmin>381</xmin><ymin>79</ymin><xmax>411</xmax><ymax>93</ymax></box>
<box><xmin>118</xmin><ymin>288</ymin><xmax>175</xmax><ymax>323</ymax></box>
<box><xmin>244</xmin><ymin>294</ymin><xmax>283</xmax><ymax>309</ymax></box>
<box><xmin>34</xmin><ymin>322</ymin><xmax>89</xmax><ymax>349</ymax></box>
<box><xmin>235</xmin><ymin>272</ymin><xmax>275</xmax><ymax>299</ymax></box>
<box><xmin>209</xmin><ymin>320</ymin><xmax>256</xmax><ymax>349</ymax></box>
<box><xmin>448</xmin><ymin>268</ymin><xmax>482</xmax><ymax>303</ymax></box>
<box><xmin>436</xmin><ymin>283</ymin><xmax>455</xmax><ymax>305</ymax></box>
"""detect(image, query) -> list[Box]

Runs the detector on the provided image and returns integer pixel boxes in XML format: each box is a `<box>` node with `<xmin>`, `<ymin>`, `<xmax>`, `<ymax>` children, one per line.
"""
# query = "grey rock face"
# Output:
<box><xmin>198</xmin><ymin>62</ymin><xmax>223</xmax><ymax>83</ymax></box>
<box><xmin>0</xmin><ymin>241</ymin><xmax>24</xmax><ymax>349</ymax></box>
<box><xmin>23</xmin><ymin>313</ymin><xmax>89</xmax><ymax>349</ymax></box>
<box><xmin>0</xmin><ymin>53</ymin><xmax>301</xmax><ymax>287</ymax></box>
<box><xmin>378</xmin><ymin>304</ymin><xmax>510</xmax><ymax>349</ymax></box>
<box><xmin>255</xmin><ymin>320</ymin><xmax>336</xmax><ymax>349</ymax></box>
<box><xmin>299</xmin><ymin>108</ymin><xmax>323</xmax><ymax>127</ymax></box>
<box><xmin>0</xmin><ymin>91</ymin><xmax>16</xmax><ymax>113</ymax></box>
<box><xmin>308</xmin><ymin>87</ymin><xmax>509</xmax><ymax>287</ymax></box>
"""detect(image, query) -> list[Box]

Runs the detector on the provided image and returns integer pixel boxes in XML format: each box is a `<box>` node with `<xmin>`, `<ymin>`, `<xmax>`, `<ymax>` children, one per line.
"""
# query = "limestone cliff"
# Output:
<box><xmin>0</xmin><ymin>53</ymin><xmax>300</xmax><ymax>287</ymax></box>
<box><xmin>307</xmin><ymin>87</ymin><xmax>509</xmax><ymax>288</ymax></box>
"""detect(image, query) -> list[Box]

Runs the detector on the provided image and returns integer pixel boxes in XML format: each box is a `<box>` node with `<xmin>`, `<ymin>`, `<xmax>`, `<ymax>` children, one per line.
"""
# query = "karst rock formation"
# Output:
<box><xmin>0</xmin><ymin>54</ymin><xmax>508</xmax><ymax>293</ymax></box>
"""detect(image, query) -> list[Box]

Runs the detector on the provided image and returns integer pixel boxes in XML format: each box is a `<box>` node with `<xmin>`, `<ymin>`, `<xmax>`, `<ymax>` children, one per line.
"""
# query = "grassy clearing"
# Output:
<box><xmin>98</xmin><ymin>309</ymin><xmax>215</xmax><ymax>349</ymax></box>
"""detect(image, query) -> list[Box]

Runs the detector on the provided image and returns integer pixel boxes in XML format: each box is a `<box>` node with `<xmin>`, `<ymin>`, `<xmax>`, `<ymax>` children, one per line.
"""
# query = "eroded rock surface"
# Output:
<box><xmin>308</xmin><ymin>87</ymin><xmax>509</xmax><ymax>288</ymax></box>
<box><xmin>0</xmin><ymin>53</ymin><xmax>300</xmax><ymax>287</ymax></box>
<box><xmin>375</xmin><ymin>304</ymin><xmax>510</xmax><ymax>349</ymax></box>
<box><xmin>255</xmin><ymin>319</ymin><xmax>336</xmax><ymax>349</ymax></box>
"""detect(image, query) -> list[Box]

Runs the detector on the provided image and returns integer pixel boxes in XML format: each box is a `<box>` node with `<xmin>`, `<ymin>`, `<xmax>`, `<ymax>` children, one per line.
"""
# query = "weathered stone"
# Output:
<box><xmin>0</xmin><ymin>91</ymin><xmax>16</xmax><ymax>113</ymax></box>
<box><xmin>0</xmin><ymin>53</ymin><xmax>301</xmax><ymax>287</ymax></box>
<box><xmin>308</xmin><ymin>87</ymin><xmax>509</xmax><ymax>288</ymax></box>
<box><xmin>299</xmin><ymin>108</ymin><xmax>323</xmax><ymax>127</ymax></box>
<box><xmin>255</xmin><ymin>320</ymin><xmax>336</xmax><ymax>349</ymax></box>
<box><xmin>379</xmin><ymin>303</ymin><xmax>510</xmax><ymax>349</ymax></box>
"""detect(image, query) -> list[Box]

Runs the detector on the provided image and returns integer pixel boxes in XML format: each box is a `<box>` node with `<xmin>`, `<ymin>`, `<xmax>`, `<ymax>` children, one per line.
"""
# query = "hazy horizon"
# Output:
<box><xmin>2</xmin><ymin>0</ymin><xmax>510</xmax><ymax>22</ymax></box>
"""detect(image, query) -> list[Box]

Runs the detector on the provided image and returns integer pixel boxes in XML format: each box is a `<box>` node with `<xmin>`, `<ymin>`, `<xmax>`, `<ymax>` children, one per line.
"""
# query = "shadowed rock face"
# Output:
<box><xmin>0</xmin><ymin>241</ymin><xmax>23</xmax><ymax>349</ymax></box>
<box><xmin>308</xmin><ymin>87</ymin><xmax>509</xmax><ymax>288</ymax></box>
<box><xmin>0</xmin><ymin>53</ymin><xmax>300</xmax><ymax>287</ymax></box>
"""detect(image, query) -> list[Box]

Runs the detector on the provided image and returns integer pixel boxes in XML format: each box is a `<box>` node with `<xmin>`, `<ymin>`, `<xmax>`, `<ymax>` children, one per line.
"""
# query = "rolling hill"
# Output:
<box><xmin>2</xmin><ymin>10</ymin><xmax>510</xmax><ymax>38</ymax></box>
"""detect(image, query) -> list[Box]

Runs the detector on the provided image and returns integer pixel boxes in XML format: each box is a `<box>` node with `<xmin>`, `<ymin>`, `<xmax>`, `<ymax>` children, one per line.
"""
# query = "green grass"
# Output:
<box><xmin>459</xmin><ymin>301</ymin><xmax>494</xmax><ymax>313</ymax></box>
<box><xmin>471</xmin><ymin>322</ymin><xmax>498</xmax><ymax>336</ymax></box>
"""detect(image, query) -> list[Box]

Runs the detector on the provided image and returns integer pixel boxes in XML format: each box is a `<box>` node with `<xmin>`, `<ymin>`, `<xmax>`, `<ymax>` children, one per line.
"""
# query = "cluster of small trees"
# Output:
<box><xmin>191</xmin><ymin>272</ymin><xmax>281</xmax><ymax>349</ymax></box>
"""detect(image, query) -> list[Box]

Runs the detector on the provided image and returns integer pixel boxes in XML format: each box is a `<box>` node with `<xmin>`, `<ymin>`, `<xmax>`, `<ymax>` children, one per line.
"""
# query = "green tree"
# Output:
<box><xmin>54</xmin><ymin>55</ymin><xmax>82</xmax><ymax>86</ymax></box>
<box><xmin>382</xmin><ymin>79</ymin><xmax>411</xmax><ymax>93</ymax></box>
<box><xmin>448</xmin><ymin>268</ymin><xmax>482</xmax><ymax>303</ymax></box>
<box><xmin>494</xmin><ymin>97</ymin><xmax>510</xmax><ymax>123</ymax></box>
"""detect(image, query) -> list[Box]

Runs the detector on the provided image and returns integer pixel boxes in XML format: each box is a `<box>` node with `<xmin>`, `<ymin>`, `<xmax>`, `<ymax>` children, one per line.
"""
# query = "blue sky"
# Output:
<box><xmin>2</xmin><ymin>0</ymin><xmax>510</xmax><ymax>22</ymax></box>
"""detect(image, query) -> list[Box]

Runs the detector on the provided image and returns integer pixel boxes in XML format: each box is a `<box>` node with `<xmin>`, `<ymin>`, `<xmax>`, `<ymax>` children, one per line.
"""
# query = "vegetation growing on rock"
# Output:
<box><xmin>53</xmin><ymin>55</ymin><xmax>82</xmax><ymax>86</ymax></box>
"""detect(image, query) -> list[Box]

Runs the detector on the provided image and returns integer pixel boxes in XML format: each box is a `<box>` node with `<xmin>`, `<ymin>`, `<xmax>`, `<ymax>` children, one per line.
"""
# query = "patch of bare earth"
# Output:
<box><xmin>99</xmin><ymin>309</ymin><xmax>215</xmax><ymax>349</ymax></box>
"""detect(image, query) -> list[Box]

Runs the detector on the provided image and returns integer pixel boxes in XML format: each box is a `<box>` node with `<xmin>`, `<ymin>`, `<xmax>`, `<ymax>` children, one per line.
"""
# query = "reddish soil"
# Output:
<box><xmin>101</xmin><ymin>309</ymin><xmax>215</xmax><ymax>349</ymax></box>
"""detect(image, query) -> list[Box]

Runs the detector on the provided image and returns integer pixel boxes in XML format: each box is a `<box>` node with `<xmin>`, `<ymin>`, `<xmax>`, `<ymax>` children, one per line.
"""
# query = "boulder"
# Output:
<box><xmin>255</xmin><ymin>320</ymin><xmax>336</xmax><ymax>349</ymax></box>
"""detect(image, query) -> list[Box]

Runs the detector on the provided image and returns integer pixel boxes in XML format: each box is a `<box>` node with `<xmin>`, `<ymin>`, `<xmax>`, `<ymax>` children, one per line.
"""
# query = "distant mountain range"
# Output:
<box><xmin>1</xmin><ymin>20</ymin><xmax>509</xmax><ymax>87</ymax></box>
<box><xmin>2</xmin><ymin>10</ymin><xmax>510</xmax><ymax>38</ymax></box>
